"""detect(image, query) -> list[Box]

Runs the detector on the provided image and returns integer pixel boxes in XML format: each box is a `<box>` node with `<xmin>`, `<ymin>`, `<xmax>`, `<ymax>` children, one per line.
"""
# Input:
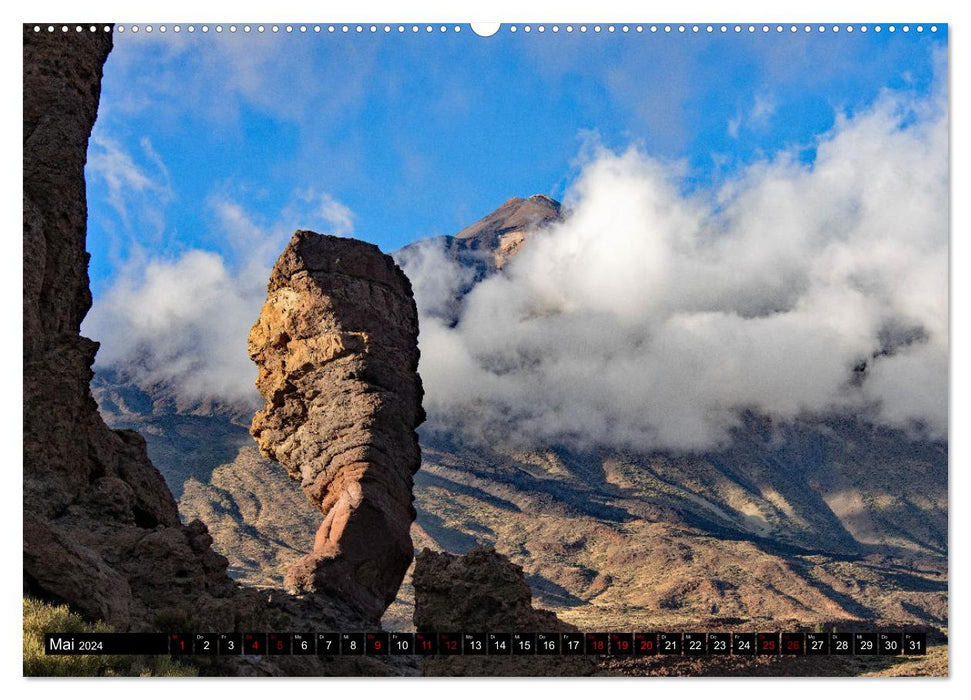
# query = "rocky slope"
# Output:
<box><xmin>92</xmin><ymin>367</ymin><xmax>256</xmax><ymax>500</ymax></box>
<box><xmin>450</xmin><ymin>193</ymin><xmax>562</xmax><ymax>271</ymax></box>
<box><xmin>248</xmin><ymin>231</ymin><xmax>425</xmax><ymax>622</ymax></box>
<box><xmin>180</xmin><ymin>446</ymin><xmax>321</xmax><ymax>586</ymax></box>
<box><xmin>412</xmin><ymin>426</ymin><xmax>947</xmax><ymax>633</ymax></box>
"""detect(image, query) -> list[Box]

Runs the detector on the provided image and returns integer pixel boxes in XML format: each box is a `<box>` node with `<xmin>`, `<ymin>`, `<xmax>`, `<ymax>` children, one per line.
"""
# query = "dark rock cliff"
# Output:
<box><xmin>23</xmin><ymin>25</ymin><xmax>262</xmax><ymax>632</ymax></box>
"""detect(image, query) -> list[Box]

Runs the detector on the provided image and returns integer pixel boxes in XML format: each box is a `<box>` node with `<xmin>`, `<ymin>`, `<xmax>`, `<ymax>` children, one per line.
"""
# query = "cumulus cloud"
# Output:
<box><xmin>393</xmin><ymin>238</ymin><xmax>479</xmax><ymax>322</ymax></box>
<box><xmin>85</xmin><ymin>187</ymin><xmax>356</xmax><ymax>407</ymax></box>
<box><xmin>400</xmin><ymin>83</ymin><xmax>948</xmax><ymax>453</ymax></box>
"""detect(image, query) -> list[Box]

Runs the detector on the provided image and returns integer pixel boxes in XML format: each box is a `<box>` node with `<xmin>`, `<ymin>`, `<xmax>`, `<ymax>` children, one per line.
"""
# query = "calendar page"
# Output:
<box><xmin>23</xmin><ymin>18</ymin><xmax>948</xmax><ymax>678</ymax></box>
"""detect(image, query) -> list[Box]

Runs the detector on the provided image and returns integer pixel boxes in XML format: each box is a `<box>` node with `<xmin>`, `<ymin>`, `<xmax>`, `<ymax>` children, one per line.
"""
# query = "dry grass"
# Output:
<box><xmin>22</xmin><ymin>597</ymin><xmax>197</xmax><ymax>677</ymax></box>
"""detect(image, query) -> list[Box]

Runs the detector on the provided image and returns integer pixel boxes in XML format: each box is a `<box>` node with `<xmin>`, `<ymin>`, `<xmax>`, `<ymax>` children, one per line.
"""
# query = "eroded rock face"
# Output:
<box><xmin>413</xmin><ymin>548</ymin><xmax>598</xmax><ymax>676</ymax></box>
<box><xmin>22</xmin><ymin>24</ymin><xmax>267</xmax><ymax>635</ymax></box>
<box><xmin>250</xmin><ymin>231</ymin><xmax>424</xmax><ymax>623</ymax></box>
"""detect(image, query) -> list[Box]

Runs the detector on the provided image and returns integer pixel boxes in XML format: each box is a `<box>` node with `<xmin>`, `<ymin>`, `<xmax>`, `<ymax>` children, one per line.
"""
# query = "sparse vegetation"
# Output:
<box><xmin>23</xmin><ymin>597</ymin><xmax>197</xmax><ymax>677</ymax></box>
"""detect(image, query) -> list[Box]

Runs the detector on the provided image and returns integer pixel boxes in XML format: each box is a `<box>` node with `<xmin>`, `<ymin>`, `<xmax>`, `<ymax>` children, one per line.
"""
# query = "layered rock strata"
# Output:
<box><xmin>250</xmin><ymin>231</ymin><xmax>424</xmax><ymax>623</ymax></box>
<box><xmin>413</xmin><ymin>548</ymin><xmax>598</xmax><ymax>676</ymax></box>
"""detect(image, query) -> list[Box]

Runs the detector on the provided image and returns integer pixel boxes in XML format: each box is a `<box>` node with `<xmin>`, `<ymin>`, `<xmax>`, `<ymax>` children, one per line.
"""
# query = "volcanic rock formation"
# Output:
<box><xmin>22</xmin><ymin>25</ymin><xmax>266</xmax><ymax>633</ymax></box>
<box><xmin>249</xmin><ymin>231</ymin><xmax>425</xmax><ymax>623</ymax></box>
<box><xmin>412</xmin><ymin>548</ymin><xmax>597</xmax><ymax>676</ymax></box>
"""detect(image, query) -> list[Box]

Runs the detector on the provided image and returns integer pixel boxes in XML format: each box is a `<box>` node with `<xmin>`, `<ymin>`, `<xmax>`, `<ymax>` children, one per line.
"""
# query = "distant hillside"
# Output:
<box><xmin>411</xmin><ymin>424</ymin><xmax>946</xmax><ymax>632</ymax></box>
<box><xmin>180</xmin><ymin>446</ymin><xmax>320</xmax><ymax>586</ymax></box>
<box><xmin>92</xmin><ymin>367</ymin><xmax>255</xmax><ymax>500</ymax></box>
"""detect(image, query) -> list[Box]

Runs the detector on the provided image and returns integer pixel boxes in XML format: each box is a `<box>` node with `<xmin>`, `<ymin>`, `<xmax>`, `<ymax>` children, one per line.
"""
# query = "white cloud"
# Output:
<box><xmin>86</xmin><ymin>134</ymin><xmax>172</xmax><ymax>241</ymax></box>
<box><xmin>289</xmin><ymin>190</ymin><xmax>355</xmax><ymax>238</ymax></box>
<box><xmin>88</xmin><ymin>250</ymin><xmax>262</xmax><ymax>404</ymax></box>
<box><xmin>401</xmin><ymin>83</ymin><xmax>948</xmax><ymax>453</ymax></box>
<box><xmin>727</xmin><ymin>115</ymin><xmax>741</xmax><ymax>140</ymax></box>
<box><xmin>750</xmin><ymin>93</ymin><xmax>776</xmax><ymax>126</ymax></box>
<box><xmin>394</xmin><ymin>238</ymin><xmax>478</xmax><ymax>322</ymax></box>
<box><xmin>727</xmin><ymin>93</ymin><xmax>776</xmax><ymax>139</ymax></box>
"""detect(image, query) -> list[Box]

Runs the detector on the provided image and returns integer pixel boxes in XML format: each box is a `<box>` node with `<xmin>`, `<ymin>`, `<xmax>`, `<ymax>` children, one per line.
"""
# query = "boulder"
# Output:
<box><xmin>413</xmin><ymin>548</ymin><xmax>598</xmax><ymax>676</ymax></box>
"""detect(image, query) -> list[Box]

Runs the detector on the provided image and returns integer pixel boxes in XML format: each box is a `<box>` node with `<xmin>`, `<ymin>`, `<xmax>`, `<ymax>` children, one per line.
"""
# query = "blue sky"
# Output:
<box><xmin>85</xmin><ymin>24</ymin><xmax>946</xmax><ymax>297</ymax></box>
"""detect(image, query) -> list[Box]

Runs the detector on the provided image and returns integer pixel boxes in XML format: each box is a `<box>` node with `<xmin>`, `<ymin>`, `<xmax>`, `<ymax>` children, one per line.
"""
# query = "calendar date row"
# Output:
<box><xmin>45</xmin><ymin>631</ymin><xmax>927</xmax><ymax>657</ymax></box>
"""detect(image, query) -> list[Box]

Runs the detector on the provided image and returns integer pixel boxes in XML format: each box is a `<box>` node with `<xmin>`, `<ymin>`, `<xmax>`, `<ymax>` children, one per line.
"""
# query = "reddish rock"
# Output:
<box><xmin>250</xmin><ymin>231</ymin><xmax>424</xmax><ymax>623</ymax></box>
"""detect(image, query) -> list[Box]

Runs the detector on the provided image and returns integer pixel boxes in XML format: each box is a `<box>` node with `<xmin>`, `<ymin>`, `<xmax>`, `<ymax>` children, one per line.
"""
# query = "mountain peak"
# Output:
<box><xmin>455</xmin><ymin>194</ymin><xmax>562</xmax><ymax>242</ymax></box>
